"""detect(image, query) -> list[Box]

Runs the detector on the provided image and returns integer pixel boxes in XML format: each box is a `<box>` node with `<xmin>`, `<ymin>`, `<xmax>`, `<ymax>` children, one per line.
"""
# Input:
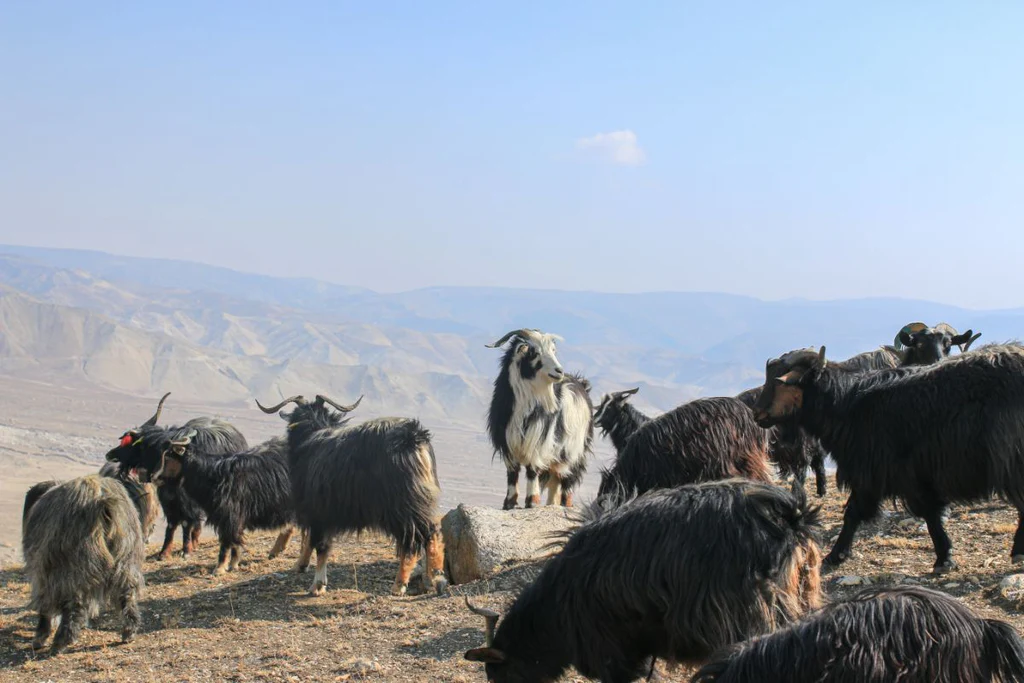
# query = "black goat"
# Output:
<box><xmin>597</xmin><ymin>397</ymin><xmax>772</xmax><ymax>501</ymax></box>
<box><xmin>895</xmin><ymin>321</ymin><xmax>981</xmax><ymax>364</ymax></box>
<box><xmin>486</xmin><ymin>328</ymin><xmax>595</xmax><ymax>509</ymax></box>
<box><xmin>735</xmin><ymin>387</ymin><xmax>828</xmax><ymax>497</ymax></box>
<box><xmin>691</xmin><ymin>585</ymin><xmax>1024</xmax><ymax>683</ymax></box>
<box><xmin>140</xmin><ymin>433</ymin><xmax>297</xmax><ymax>575</ymax></box>
<box><xmin>257</xmin><ymin>394</ymin><xmax>448</xmax><ymax>597</ymax></box>
<box><xmin>593</xmin><ymin>387</ymin><xmax>650</xmax><ymax>455</ymax></box>
<box><xmin>464</xmin><ymin>479</ymin><xmax>822</xmax><ymax>683</ymax></box>
<box><xmin>105</xmin><ymin>392</ymin><xmax>248</xmax><ymax>560</ymax></box>
<box><xmin>752</xmin><ymin>343</ymin><xmax>1024</xmax><ymax>573</ymax></box>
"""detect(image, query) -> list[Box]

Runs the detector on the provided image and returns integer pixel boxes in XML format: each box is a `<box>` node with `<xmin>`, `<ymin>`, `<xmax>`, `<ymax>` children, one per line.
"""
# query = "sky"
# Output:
<box><xmin>1</xmin><ymin>2</ymin><xmax>1022</xmax><ymax>308</ymax></box>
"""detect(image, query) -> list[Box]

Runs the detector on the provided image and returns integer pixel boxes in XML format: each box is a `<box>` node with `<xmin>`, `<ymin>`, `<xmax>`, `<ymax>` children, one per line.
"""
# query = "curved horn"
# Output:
<box><xmin>893</xmin><ymin>322</ymin><xmax>928</xmax><ymax>350</ymax></box>
<box><xmin>619</xmin><ymin>387</ymin><xmax>640</xmax><ymax>397</ymax></box>
<box><xmin>465</xmin><ymin>597</ymin><xmax>499</xmax><ymax>646</ymax></box>
<box><xmin>315</xmin><ymin>394</ymin><xmax>363</xmax><ymax>413</ymax></box>
<box><xmin>142</xmin><ymin>392</ymin><xmax>171</xmax><ymax>427</ymax></box>
<box><xmin>962</xmin><ymin>331</ymin><xmax>981</xmax><ymax>352</ymax></box>
<box><xmin>255</xmin><ymin>396</ymin><xmax>306</xmax><ymax>414</ymax></box>
<box><xmin>485</xmin><ymin>329</ymin><xmax>535</xmax><ymax>349</ymax></box>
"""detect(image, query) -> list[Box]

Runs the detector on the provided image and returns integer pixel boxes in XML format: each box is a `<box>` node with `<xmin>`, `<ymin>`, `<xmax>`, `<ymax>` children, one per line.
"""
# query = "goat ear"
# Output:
<box><xmin>775</xmin><ymin>369</ymin><xmax>804</xmax><ymax>386</ymax></box>
<box><xmin>898</xmin><ymin>331</ymin><xmax>915</xmax><ymax>347</ymax></box>
<box><xmin>170</xmin><ymin>444</ymin><xmax>187</xmax><ymax>456</ymax></box>
<box><xmin>951</xmin><ymin>330</ymin><xmax>974</xmax><ymax>347</ymax></box>
<box><xmin>464</xmin><ymin>647</ymin><xmax>506</xmax><ymax>664</ymax></box>
<box><xmin>514</xmin><ymin>343</ymin><xmax>529</xmax><ymax>356</ymax></box>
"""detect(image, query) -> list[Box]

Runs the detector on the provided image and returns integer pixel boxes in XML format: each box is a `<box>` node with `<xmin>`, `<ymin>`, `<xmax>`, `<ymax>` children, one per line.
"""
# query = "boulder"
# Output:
<box><xmin>440</xmin><ymin>504</ymin><xmax>577</xmax><ymax>585</ymax></box>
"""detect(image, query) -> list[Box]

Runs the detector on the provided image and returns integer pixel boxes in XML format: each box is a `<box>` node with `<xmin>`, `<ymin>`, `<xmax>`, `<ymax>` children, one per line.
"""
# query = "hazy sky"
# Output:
<box><xmin>2</xmin><ymin>2</ymin><xmax>1022</xmax><ymax>308</ymax></box>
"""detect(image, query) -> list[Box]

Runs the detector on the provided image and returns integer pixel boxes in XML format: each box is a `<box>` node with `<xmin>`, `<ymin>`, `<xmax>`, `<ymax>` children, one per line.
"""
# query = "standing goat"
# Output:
<box><xmin>105</xmin><ymin>392</ymin><xmax>248</xmax><ymax>560</ymax></box>
<box><xmin>751</xmin><ymin>343</ymin><xmax>1024</xmax><ymax>573</ymax></box>
<box><xmin>691</xmin><ymin>586</ymin><xmax>1024</xmax><ymax>683</ymax></box>
<box><xmin>486</xmin><ymin>329</ymin><xmax>595</xmax><ymax>509</ymax></box>
<box><xmin>597</xmin><ymin>396</ymin><xmax>772</xmax><ymax>502</ymax></box>
<box><xmin>592</xmin><ymin>387</ymin><xmax>649</xmax><ymax>455</ymax></box>
<box><xmin>464</xmin><ymin>479</ymin><xmax>822</xmax><ymax>682</ymax></box>
<box><xmin>136</xmin><ymin>433</ymin><xmax>297</xmax><ymax>575</ymax></box>
<box><xmin>22</xmin><ymin>475</ymin><xmax>150</xmax><ymax>654</ymax></box>
<box><xmin>257</xmin><ymin>394</ymin><xmax>447</xmax><ymax>597</ymax></box>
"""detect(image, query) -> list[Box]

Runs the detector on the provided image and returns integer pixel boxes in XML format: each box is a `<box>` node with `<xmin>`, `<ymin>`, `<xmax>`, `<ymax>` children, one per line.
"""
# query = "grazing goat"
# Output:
<box><xmin>257</xmin><ymin>394</ymin><xmax>448</xmax><ymax>597</ymax></box>
<box><xmin>597</xmin><ymin>396</ymin><xmax>771</xmax><ymax>501</ymax></box>
<box><xmin>105</xmin><ymin>392</ymin><xmax>248</xmax><ymax>560</ymax></box>
<box><xmin>139</xmin><ymin>433</ymin><xmax>297</xmax><ymax>575</ymax></box>
<box><xmin>486</xmin><ymin>328</ymin><xmax>595</xmax><ymax>509</ymax></box>
<box><xmin>593</xmin><ymin>387</ymin><xmax>649</xmax><ymax>455</ymax></box>
<box><xmin>751</xmin><ymin>343</ymin><xmax>1024</xmax><ymax>573</ymax></box>
<box><xmin>464</xmin><ymin>479</ymin><xmax>822</xmax><ymax>683</ymax></box>
<box><xmin>735</xmin><ymin>387</ymin><xmax>828</xmax><ymax>497</ymax></box>
<box><xmin>22</xmin><ymin>475</ymin><xmax>148</xmax><ymax>654</ymax></box>
<box><xmin>691</xmin><ymin>585</ymin><xmax>1024</xmax><ymax>683</ymax></box>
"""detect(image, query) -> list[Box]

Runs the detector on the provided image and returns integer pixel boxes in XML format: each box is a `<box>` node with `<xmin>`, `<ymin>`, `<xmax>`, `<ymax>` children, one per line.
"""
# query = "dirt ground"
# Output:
<box><xmin>3</xmin><ymin>476</ymin><xmax>1024</xmax><ymax>682</ymax></box>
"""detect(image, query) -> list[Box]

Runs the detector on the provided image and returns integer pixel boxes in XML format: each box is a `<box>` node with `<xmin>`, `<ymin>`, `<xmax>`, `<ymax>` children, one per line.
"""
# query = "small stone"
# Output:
<box><xmin>835</xmin><ymin>575</ymin><xmax>871</xmax><ymax>587</ymax></box>
<box><xmin>897</xmin><ymin>518</ymin><xmax>920</xmax><ymax>531</ymax></box>
<box><xmin>943</xmin><ymin>582</ymin><xmax>960</xmax><ymax>589</ymax></box>
<box><xmin>999</xmin><ymin>574</ymin><xmax>1024</xmax><ymax>600</ymax></box>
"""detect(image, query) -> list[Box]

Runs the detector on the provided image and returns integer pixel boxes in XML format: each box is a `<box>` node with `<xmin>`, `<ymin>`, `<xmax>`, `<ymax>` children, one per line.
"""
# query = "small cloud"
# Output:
<box><xmin>575</xmin><ymin>129</ymin><xmax>646</xmax><ymax>166</ymax></box>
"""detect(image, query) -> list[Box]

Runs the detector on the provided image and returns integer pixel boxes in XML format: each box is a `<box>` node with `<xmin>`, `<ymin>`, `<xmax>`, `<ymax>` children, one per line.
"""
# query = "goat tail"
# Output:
<box><xmin>983</xmin><ymin>618</ymin><xmax>1024</xmax><ymax>681</ymax></box>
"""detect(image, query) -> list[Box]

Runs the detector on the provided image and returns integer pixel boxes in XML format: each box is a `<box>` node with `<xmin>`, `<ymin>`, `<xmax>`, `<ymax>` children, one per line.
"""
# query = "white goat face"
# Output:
<box><xmin>513</xmin><ymin>333</ymin><xmax>565</xmax><ymax>385</ymax></box>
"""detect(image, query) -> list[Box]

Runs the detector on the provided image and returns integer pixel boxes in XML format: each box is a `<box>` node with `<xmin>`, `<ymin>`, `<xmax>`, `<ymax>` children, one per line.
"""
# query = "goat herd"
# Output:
<box><xmin>17</xmin><ymin>322</ymin><xmax>1024</xmax><ymax>681</ymax></box>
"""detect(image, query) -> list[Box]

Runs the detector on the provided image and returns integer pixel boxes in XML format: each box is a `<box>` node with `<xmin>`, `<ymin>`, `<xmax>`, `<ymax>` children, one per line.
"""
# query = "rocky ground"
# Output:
<box><xmin>3</xmin><ymin>475</ymin><xmax>1024</xmax><ymax>682</ymax></box>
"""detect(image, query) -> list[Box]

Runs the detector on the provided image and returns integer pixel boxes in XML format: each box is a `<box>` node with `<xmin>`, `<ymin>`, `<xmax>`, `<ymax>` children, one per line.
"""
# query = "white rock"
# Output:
<box><xmin>835</xmin><ymin>575</ymin><xmax>872</xmax><ymax>587</ymax></box>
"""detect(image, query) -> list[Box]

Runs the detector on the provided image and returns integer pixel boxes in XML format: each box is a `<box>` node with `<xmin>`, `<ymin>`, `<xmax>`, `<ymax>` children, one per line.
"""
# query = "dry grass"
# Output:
<box><xmin>4</xmin><ymin>478</ymin><xmax>1024</xmax><ymax>681</ymax></box>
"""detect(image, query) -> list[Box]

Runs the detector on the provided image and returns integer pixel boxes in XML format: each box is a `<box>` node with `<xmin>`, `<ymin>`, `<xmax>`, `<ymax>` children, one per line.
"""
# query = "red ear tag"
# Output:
<box><xmin>120</xmin><ymin>434</ymin><xmax>133</xmax><ymax>447</ymax></box>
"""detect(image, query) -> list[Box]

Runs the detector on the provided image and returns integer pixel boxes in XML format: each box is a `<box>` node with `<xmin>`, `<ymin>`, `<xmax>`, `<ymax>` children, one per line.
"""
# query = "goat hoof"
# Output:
<box><xmin>525</xmin><ymin>495</ymin><xmax>541</xmax><ymax>508</ymax></box>
<box><xmin>212</xmin><ymin>567</ymin><xmax>228</xmax><ymax>577</ymax></box>
<box><xmin>433</xmin><ymin>576</ymin><xmax>449</xmax><ymax>595</ymax></box>
<box><xmin>932</xmin><ymin>560</ymin><xmax>957</xmax><ymax>574</ymax></box>
<box><xmin>31</xmin><ymin>637</ymin><xmax>47</xmax><ymax>652</ymax></box>
<box><xmin>822</xmin><ymin>551</ymin><xmax>847</xmax><ymax>569</ymax></box>
<box><xmin>294</xmin><ymin>564</ymin><xmax>309</xmax><ymax>574</ymax></box>
<box><xmin>391</xmin><ymin>583</ymin><xmax>409</xmax><ymax>597</ymax></box>
<box><xmin>502</xmin><ymin>498</ymin><xmax>518</xmax><ymax>510</ymax></box>
<box><xmin>310</xmin><ymin>582</ymin><xmax>327</xmax><ymax>597</ymax></box>
<box><xmin>268</xmin><ymin>552</ymin><xmax>279</xmax><ymax>560</ymax></box>
<box><xmin>121</xmin><ymin>631</ymin><xmax>136</xmax><ymax>644</ymax></box>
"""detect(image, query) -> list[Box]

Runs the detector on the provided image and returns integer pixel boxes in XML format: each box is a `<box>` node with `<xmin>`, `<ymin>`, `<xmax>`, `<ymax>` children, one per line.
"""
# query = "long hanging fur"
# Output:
<box><xmin>151</xmin><ymin>437</ymin><xmax>296</xmax><ymax>575</ymax></box>
<box><xmin>273</xmin><ymin>399</ymin><xmax>447</xmax><ymax>597</ymax></box>
<box><xmin>753</xmin><ymin>342</ymin><xmax>1024</xmax><ymax>571</ymax></box>
<box><xmin>691</xmin><ymin>585</ymin><xmax>1024</xmax><ymax>683</ymax></box>
<box><xmin>597</xmin><ymin>397</ymin><xmax>771</xmax><ymax>501</ymax></box>
<box><xmin>106</xmin><ymin>416</ymin><xmax>247</xmax><ymax>559</ymax></box>
<box><xmin>22</xmin><ymin>475</ymin><xmax>146</xmax><ymax>654</ymax></box>
<box><xmin>465</xmin><ymin>479</ymin><xmax>823</xmax><ymax>683</ymax></box>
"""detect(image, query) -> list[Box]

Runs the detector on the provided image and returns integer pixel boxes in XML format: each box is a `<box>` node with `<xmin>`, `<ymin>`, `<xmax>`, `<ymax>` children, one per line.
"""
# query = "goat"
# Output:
<box><xmin>894</xmin><ymin>321</ymin><xmax>981</xmax><ymax>363</ymax></box>
<box><xmin>464</xmin><ymin>478</ymin><xmax>823</xmax><ymax>683</ymax></box>
<box><xmin>257</xmin><ymin>394</ymin><xmax>448</xmax><ymax>597</ymax></box>
<box><xmin>751</xmin><ymin>343</ymin><xmax>1024</xmax><ymax>573</ymax></box>
<box><xmin>104</xmin><ymin>392</ymin><xmax>248</xmax><ymax>560</ymax></box>
<box><xmin>21</xmin><ymin>474</ymin><xmax>148</xmax><ymax>654</ymax></box>
<box><xmin>486</xmin><ymin>328</ymin><xmax>595</xmax><ymax>509</ymax></box>
<box><xmin>597</xmin><ymin>396</ymin><xmax>772</xmax><ymax>501</ymax></box>
<box><xmin>136</xmin><ymin>433</ymin><xmax>297</xmax><ymax>575</ymax></box>
<box><xmin>691</xmin><ymin>585</ymin><xmax>1024</xmax><ymax>683</ymax></box>
<box><xmin>592</xmin><ymin>387</ymin><xmax>649</xmax><ymax>455</ymax></box>
<box><xmin>735</xmin><ymin>387</ymin><xmax>828</xmax><ymax>497</ymax></box>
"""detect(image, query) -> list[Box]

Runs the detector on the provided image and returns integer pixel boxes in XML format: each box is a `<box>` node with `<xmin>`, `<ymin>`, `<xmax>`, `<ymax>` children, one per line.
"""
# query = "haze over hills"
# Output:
<box><xmin>3</xmin><ymin>243</ymin><xmax>1024</xmax><ymax>426</ymax></box>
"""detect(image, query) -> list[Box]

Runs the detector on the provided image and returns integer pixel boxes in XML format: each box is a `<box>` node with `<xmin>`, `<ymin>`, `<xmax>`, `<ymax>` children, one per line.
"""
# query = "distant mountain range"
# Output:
<box><xmin>1</xmin><ymin>243</ymin><xmax>1023</xmax><ymax>428</ymax></box>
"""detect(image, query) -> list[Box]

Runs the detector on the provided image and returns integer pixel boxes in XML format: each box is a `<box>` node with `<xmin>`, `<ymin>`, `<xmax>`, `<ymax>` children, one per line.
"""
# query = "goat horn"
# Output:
<box><xmin>485</xmin><ymin>329</ymin><xmax>536</xmax><ymax>349</ymax></box>
<box><xmin>142</xmin><ymin>392</ymin><xmax>171</xmax><ymax>427</ymax></box>
<box><xmin>314</xmin><ymin>394</ymin><xmax>363</xmax><ymax>413</ymax></box>
<box><xmin>620</xmin><ymin>387</ymin><xmax>640</xmax><ymax>397</ymax></box>
<box><xmin>962</xmin><ymin>332</ymin><xmax>981</xmax><ymax>352</ymax></box>
<box><xmin>465</xmin><ymin>597</ymin><xmax>499</xmax><ymax>647</ymax></box>
<box><xmin>255</xmin><ymin>396</ymin><xmax>306</xmax><ymax>414</ymax></box>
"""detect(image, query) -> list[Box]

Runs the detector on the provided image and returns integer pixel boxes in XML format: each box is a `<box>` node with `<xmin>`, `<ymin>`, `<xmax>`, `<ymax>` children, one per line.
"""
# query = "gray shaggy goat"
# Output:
<box><xmin>691</xmin><ymin>585</ymin><xmax>1024</xmax><ymax>683</ymax></box>
<box><xmin>22</xmin><ymin>474</ymin><xmax>148</xmax><ymax>654</ymax></box>
<box><xmin>592</xmin><ymin>387</ymin><xmax>649</xmax><ymax>455</ymax></box>
<box><xmin>464</xmin><ymin>478</ymin><xmax>822</xmax><ymax>683</ymax></box>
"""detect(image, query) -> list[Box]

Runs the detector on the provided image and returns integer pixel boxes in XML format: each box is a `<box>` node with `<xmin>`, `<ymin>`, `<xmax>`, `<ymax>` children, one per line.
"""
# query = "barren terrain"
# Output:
<box><xmin>4</xmin><ymin>456</ymin><xmax>1024</xmax><ymax>681</ymax></box>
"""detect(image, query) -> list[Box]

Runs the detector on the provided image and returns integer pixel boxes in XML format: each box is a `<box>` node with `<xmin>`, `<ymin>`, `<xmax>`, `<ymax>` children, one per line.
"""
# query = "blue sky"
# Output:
<box><xmin>1</xmin><ymin>2</ymin><xmax>1022</xmax><ymax>307</ymax></box>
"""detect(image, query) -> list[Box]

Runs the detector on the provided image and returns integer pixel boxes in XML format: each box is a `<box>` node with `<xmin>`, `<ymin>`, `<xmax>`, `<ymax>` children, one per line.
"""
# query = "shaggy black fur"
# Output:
<box><xmin>597</xmin><ymin>397</ymin><xmax>771</xmax><ymax>501</ymax></box>
<box><xmin>593</xmin><ymin>388</ymin><xmax>650</xmax><ymax>455</ymax></box>
<box><xmin>150</xmin><ymin>436</ymin><xmax>294</xmax><ymax>574</ymax></box>
<box><xmin>753</xmin><ymin>343</ymin><xmax>1024</xmax><ymax>572</ymax></box>
<box><xmin>736</xmin><ymin>387</ymin><xmax>828</xmax><ymax>497</ymax></box>
<box><xmin>22</xmin><ymin>481</ymin><xmax>58</xmax><ymax>529</ymax></box>
<box><xmin>105</xmin><ymin>415</ymin><xmax>247</xmax><ymax>559</ymax></box>
<box><xmin>691</xmin><ymin>585</ymin><xmax>1024</xmax><ymax>683</ymax></box>
<box><xmin>265</xmin><ymin>395</ymin><xmax>446</xmax><ymax>596</ymax></box>
<box><xmin>465</xmin><ymin>479</ymin><xmax>823</xmax><ymax>683</ymax></box>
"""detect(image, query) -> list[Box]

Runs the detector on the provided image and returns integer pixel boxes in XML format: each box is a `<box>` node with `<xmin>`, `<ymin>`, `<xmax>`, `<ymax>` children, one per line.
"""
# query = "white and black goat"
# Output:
<box><xmin>485</xmin><ymin>329</ymin><xmax>595</xmax><ymax>509</ymax></box>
